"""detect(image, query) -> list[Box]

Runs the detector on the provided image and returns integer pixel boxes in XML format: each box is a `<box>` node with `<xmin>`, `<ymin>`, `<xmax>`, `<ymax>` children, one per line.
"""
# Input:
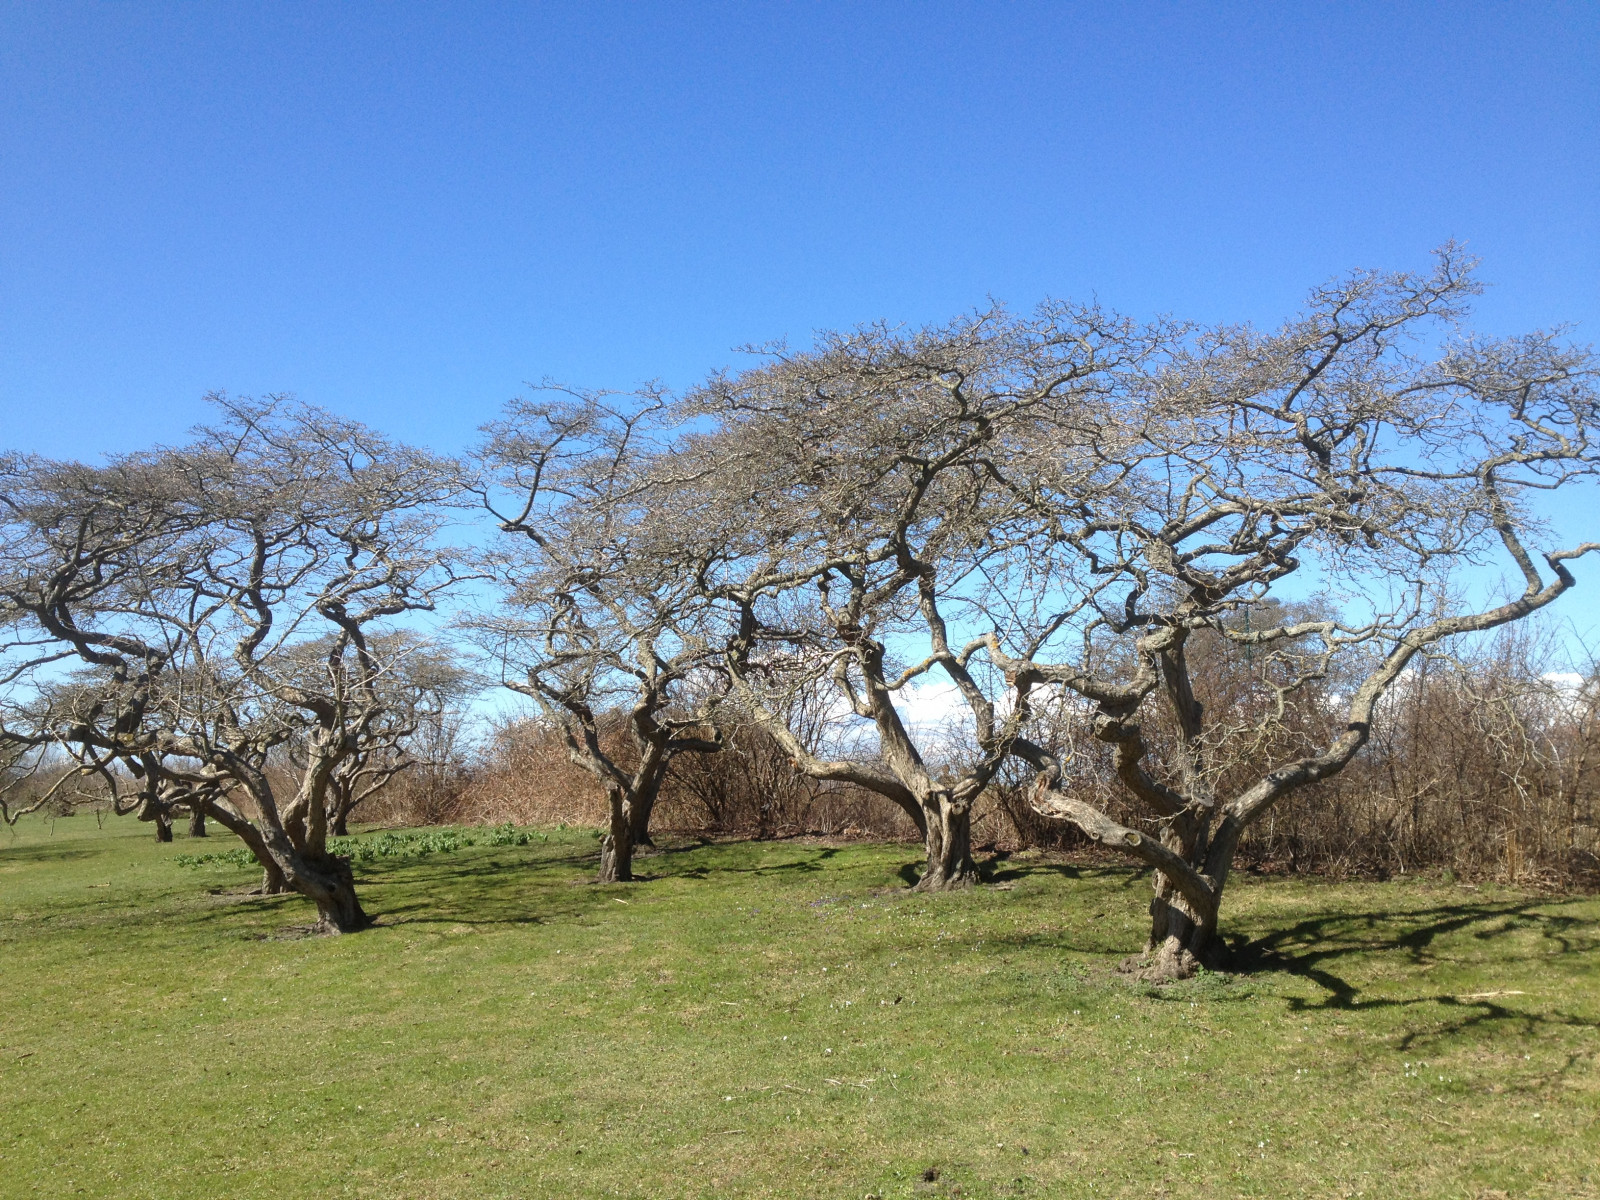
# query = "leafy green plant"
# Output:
<box><xmin>174</xmin><ymin>824</ymin><xmax>545</xmax><ymax>869</ymax></box>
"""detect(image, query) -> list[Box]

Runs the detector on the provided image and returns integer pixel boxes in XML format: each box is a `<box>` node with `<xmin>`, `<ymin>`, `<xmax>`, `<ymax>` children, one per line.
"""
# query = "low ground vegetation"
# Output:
<box><xmin>2</xmin><ymin>814</ymin><xmax>1596</xmax><ymax>1199</ymax></box>
<box><xmin>173</xmin><ymin>824</ymin><xmax>544</xmax><ymax>869</ymax></box>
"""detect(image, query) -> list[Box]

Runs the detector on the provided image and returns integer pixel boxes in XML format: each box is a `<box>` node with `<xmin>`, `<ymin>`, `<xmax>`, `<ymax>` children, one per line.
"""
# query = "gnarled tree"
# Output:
<box><xmin>666</xmin><ymin>305</ymin><xmax>1158</xmax><ymax>887</ymax></box>
<box><xmin>304</xmin><ymin>637</ymin><xmax>477</xmax><ymax>837</ymax></box>
<box><xmin>0</xmin><ymin>399</ymin><xmax>458</xmax><ymax>932</ymax></box>
<box><xmin>472</xmin><ymin>393</ymin><xmax>722</xmax><ymax>882</ymax></box>
<box><xmin>978</xmin><ymin>249</ymin><xmax>1600</xmax><ymax>977</ymax></box>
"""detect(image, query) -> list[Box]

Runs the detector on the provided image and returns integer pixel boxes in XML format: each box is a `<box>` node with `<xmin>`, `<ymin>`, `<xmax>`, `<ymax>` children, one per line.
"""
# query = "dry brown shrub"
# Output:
<box><xmin>447</xmin><ymin>719</ymin><xmax>609</xmax><ymax>827</ymax></box>
<box><xmin>999</xmin><ymin>623</ymin><xmax>1600</xmax><ymax>888</ymax></box>
<box><xmin>658</xmin><ymin>722</ymin><xmax>916</xmax><ymax>840</ymax></box>
<box><xmin>428</xmin><ymin>716</ymin><xmax>922</xmax><ymax>842</ymax></box>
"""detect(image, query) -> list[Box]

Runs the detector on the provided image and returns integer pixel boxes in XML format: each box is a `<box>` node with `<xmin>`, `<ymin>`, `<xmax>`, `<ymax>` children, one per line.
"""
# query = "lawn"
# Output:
<box><xmin>1</xmin><ymin>815</ymin><xmax>1596</xmax><ymax>1199</ymax></box>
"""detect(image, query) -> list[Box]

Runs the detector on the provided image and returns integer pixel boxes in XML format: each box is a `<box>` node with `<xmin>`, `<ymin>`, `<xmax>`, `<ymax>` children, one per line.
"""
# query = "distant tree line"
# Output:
<box><xmin>4</xmin><ymin>247</ymin><xmax>1598</xmax><ymax>976</ymax></box>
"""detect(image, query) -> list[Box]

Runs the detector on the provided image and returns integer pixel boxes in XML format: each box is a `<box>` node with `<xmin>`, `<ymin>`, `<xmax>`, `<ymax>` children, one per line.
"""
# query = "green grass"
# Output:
<box><xmin>1</xmin><ymin>816</ymin><xmax>1597</xmax><ymax>1199</ymax></box>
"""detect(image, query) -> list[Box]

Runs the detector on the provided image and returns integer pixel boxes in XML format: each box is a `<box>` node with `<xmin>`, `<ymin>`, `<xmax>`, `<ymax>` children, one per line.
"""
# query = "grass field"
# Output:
<box><xmin>2</xmin><ymin>815</ymin><xmax>1596</xmax><ymax>1199</ymax></box>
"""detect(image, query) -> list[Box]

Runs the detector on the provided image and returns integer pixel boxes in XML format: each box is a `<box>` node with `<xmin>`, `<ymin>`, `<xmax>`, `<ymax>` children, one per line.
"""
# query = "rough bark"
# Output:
<box><xmin>1138</xmin><ymin>867</ymin><xmax>1220</xmax><ymax>982</ymax></box>
<box><xmin>300</xmin><ymin>854</ymin><xmax>370</xmax><ymax>933</ymax></box>
<box><xmin>597</xmin><ymin>792</ymin><xmax>635</xmax><ymax>883</ymax></box>
<box><xmin>186</xmin><ymin>806</ymin><xmax>207</xmax><ymax>837</ymax></box>
<box><xmin>913</xmin><ymin>795</ymin><xmax>978</xmax><ymax>891</ymax></box>
<box><xmin>628</xmin><ymin>792</ymin><xmax>656</xmax><ymax>849</ymax></box>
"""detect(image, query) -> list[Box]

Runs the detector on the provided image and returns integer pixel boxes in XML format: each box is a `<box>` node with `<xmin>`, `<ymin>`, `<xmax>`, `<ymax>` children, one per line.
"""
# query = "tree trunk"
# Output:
<box><xmin>139</xmin><ymin>795</ymin><xmax>174</xmax><ymax>842</ymax></box>
<box><xmin>598</xmin><ymin>794</ymin><xmax>635</xmax><ymax>883</ymax></box>
<box><xmin>913</xmin><ymin>796</ymin><xmax>978</xmax><ymax>891</ymax></box>
<box><xmin>187</xmin><ymin>806</ymin><xmax>207</xmax><ymax>837</ymax></box>
<box><xmin>301</xmin><ymin>854</ymin><xmax>369</xmax><ymax>934</ymax></box>
<box><xmin>259</xmin><ymin>861</ymin><xmax>290</xmax><ymax>895</ymax></box>
<box><xmin>1138</xmin><ymin>873</ymin><xmax>1218</xmax><ymax>982</ymax></box>
<box><xmin>1135</xmin><ymin>823</ymin><xmax>1220</xmax><ymax>982</ymax></box>
<box><xmin>329</xmin><ymin>808</ymin><xmax>350</xmax><ymax>838</ymax></box>
<box><xmin>628</xmin><ymin>791</ymin><xmax>656</xmax><ymax>849</ymax></box>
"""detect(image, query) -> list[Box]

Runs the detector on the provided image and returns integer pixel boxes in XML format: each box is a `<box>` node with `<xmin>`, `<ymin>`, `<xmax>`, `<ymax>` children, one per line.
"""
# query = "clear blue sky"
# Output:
<box><xmin>3</xmin><ymin>2</ymin><xmax>1596</xmax><ymax>460</ymax></box>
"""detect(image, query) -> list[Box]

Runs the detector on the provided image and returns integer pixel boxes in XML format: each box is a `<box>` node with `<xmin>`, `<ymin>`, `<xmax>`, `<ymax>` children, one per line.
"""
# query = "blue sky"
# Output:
<box><xmin>2</xmin><ymin>2</ymin><xmax>1596</xmax><ymax>462</ymax></box>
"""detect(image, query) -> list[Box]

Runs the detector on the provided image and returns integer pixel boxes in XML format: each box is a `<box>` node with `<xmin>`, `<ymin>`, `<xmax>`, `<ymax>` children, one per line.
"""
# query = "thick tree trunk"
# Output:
<box><xmin>139</xmin><ymin>794</ymin><xmax>174</xmax><ymax>842</ymax></box>
<box><xmin>598</xmin><ymin>795</ymin><xmax>635</xmax><ymax>883</ymax></box>
<box><xmin>300</xmin><ymin>854</ymin><xmax>369</xmax><ymax>934</ymax></box>
<box><xmin>628</xmin><ymin>792</ymin><xmax>655</xmax><ymax>849</ymax></box>
<box><xmin>187</xmin><ymin>806</ymin><xmax>207</xmax><ymax>837</ymax></box>
<box><xmin>913</xmin><ymin>797</ymin><xmax>978</xmax><ymax>891</ymax></box>
<box><xmin>259</xmin><ymin>861</ymin><xmax>290</xmax><ymax>895</ymax></box>
<box><xmin>1134</xmin><ymin>822</ymin><xmax>1220</xmax><ymax>982</ymax></box>
<box><xmin>1138</xmin><ymin>874</ymin><xmax>1218</xmax><ymax>982</ymax></box>
<box><xmin>329</xmin><ymin>808</ymin><xmax>350</xmax><ymax>838</ymax></box>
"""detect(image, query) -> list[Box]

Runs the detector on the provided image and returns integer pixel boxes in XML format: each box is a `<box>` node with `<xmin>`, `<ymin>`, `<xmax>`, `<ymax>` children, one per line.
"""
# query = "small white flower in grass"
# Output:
<box><xmin>724</xmin><ymin>1096</ymin><xmax>732</xmax><ymax>1102</ymax></box>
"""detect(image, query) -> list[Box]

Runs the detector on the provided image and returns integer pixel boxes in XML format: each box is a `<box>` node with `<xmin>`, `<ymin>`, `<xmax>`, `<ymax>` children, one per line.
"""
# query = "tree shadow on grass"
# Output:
<box><xmin>688</xmin><ymin>846</ymin><xmax>845</xmax><ymax>876</ymax></box>
<box><xmin>1221</xmin><ymin>898</ymin><xmax>1600</xmax><ymax>1042</ymax></box>
<box><xmin>367</xmin><ymin>841</ymin><xmax>913</xmax><ymax>932</ymax></box>
<box><xmin>154</xmin><ymin>839</ymin><xmax>864</xmax><ymax>937</ymax></box>
<box><xmin>360</xmin><ymin>844</ymin><xmax>793</xmax><ymax>927</ymax></box>
<box><xmin>983</xmin><ymin>860</ymin><xmax>1146</xmax><ymax>888</ymax></box>
<box><xmin>0</xmin><ymin>841</ymin><xmax>115</xmax><ymax>867</ymax></box>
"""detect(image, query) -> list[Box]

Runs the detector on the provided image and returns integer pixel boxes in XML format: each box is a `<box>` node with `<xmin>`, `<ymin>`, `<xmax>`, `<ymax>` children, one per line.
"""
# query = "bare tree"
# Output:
<box><xmin>663</xmin><ymin>304</ymin><xmax>1159</xmax><ymax>887</ymax></box>
<box><xmin>314</xmin><ymin>637</ymin><xmax>478</xmax><ymax>837</ymax></box>
<box><xmin>971</xmin><ymin>249</ymin><xmax>1600</xmax><ymax>977</ymax></box>
<box><xmin>0</xmin><ymin>399</ymin><xmax>458</xmax><ymax>932</ymax></box>
<box><xmin>0</xmin><ymin>742</ymin><xmax>111</xmax><ymax>827</ymax></box>
<box><xmin>472</xmin><ymin>393</ymin><xmax>722</xmax><ymax>882</ymax></box>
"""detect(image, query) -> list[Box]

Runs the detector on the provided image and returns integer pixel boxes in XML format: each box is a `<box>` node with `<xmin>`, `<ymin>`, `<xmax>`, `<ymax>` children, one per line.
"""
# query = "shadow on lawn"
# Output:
<box><xmin>983</xmin><ymin>858</ymin><xmax>1149</xmax><ymax>889</ymax></box>
<box><xmin>367</xmin><ymin>840</ymin><xmax>860</xmax><ymax>929</ymax></box>
<box><xmin>125</xmin><ymin>838</ymin><xmax>896</xmax><ymax>940</ymax></box>
<box><xmin>0</xmin><ymin>840</ymin><xmax>118</xmax><ymax>867</ymax></box>
<box><xmin>657</xmin><ymin>843</ymin><xmax>845</xmax><ymax>876</ymax></box>
<box><xmin>1224</xmin><ymin>898</ymin><xmax>1600</xmax><ymax>1041</ymax></box>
